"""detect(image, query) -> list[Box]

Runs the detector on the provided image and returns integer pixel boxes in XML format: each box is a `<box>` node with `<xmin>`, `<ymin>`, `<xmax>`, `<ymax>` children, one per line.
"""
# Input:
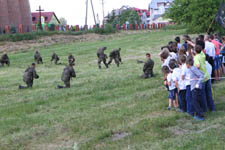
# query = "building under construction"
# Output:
<box><xmin>0</xmin><ymin>0</ymin><xmax>32</xmax><ymax>33</ymax></box>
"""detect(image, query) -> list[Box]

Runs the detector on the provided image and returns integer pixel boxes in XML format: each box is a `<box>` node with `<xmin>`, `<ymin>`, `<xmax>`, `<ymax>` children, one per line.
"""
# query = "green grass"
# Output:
<box><xmin>0</xmin><ymin>29</ymin><xmax>225</xmax><ymax>150</ymax></box>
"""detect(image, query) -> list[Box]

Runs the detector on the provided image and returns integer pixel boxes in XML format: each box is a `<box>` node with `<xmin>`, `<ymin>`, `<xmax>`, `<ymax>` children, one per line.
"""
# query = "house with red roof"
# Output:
<box><xmin>131</xmin><ymin>8</ymin><xmax>151</xmax><ymax>24</ymax></box>
<box><xmin>31</xmin><ymin>12</ymin><xmax>60</xmax><ymax>26</ymax></box>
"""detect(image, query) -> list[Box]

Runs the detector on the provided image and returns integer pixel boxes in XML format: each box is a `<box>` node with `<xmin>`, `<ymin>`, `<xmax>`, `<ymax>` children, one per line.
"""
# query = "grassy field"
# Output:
<box><xmin>0</xmin><ymin>30</ymin><xmax>225</xmax><ymax>150</ymax></box>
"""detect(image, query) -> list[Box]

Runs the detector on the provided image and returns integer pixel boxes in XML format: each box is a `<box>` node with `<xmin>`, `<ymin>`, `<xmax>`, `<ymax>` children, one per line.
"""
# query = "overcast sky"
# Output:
<box><xmin>30</xmin><ymin>0</ymin><xmax>152</xmax><ymax>26</ymax></box>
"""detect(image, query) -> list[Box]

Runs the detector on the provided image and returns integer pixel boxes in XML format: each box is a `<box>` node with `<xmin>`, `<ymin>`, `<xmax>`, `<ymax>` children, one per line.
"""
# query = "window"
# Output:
<box><xmin>45</xmin><ymin>17</ymin><xmax>48</xmax><ymax>21</ymax></box>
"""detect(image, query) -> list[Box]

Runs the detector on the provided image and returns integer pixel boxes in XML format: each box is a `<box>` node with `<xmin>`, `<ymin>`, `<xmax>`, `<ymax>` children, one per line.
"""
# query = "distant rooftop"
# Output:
<box><xmin>149</xmin><ymin>0</ymin><xmax>174</xmax><ymax>9</ymax></box>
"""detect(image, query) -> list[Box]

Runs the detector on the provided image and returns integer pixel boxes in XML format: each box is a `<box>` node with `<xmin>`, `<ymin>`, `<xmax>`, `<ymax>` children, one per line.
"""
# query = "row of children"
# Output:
<box><xmin>159</xmin><ymin>34</ymin><xmax>225</xmax><ymax>121</ymax></box>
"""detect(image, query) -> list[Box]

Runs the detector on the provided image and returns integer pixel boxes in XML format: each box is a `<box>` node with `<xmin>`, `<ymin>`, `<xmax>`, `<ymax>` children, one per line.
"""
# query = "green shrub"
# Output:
<box><xmin>48</xmin><ymin>24</ymin><xmax>56</xmax><ymax>31</ymax></box>
<box><xmin>0</xmin><ymin>25</ymin><xmax>117</xmax><ymax>42</ymax></box>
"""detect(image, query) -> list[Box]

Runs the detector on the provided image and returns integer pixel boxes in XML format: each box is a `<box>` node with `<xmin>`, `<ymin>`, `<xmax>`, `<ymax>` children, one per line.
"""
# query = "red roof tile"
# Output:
<box><xmin>31</xmin><ymin>12</ymin><xmax>58</xmax><ymax>24</ymax></box>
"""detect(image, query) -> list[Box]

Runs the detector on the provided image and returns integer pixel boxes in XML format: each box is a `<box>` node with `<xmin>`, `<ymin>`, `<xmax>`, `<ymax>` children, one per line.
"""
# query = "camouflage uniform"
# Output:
<box><xmin>0</xmin><ymin>53</ymin><xmax>10</xmax><ymax>66</ymax></box>
<box><xmin>97</xmin><ymin>47</ymin><xmax>108</xmax><ymax>69</ymax></box>
<box><xmin>51</xmin><ymin>53</ymin><xmax>60</xmax><ymax>64</ymax></box>
<box><xmin>19</xmin><ymin>65</ymin><xmax>39</xmax><ymax>89</ymax></box>
<box><xmin>68</xmin><ymin>54</ymin><xmax>75</xmax><ymax>65</ymax></box>
<box><xmin>59</xmin><ymin>65</ymin><xmax>76</xmax><ymax>88</ymax></box>
<box><xmin>34</xmin><ymin>51</ymin><xmax>43</xmax><ymax>64</ymax></box>
<box><xmin>141</xmin><ymin>58</ymin><xmax>155</xmax><ymax>79</ymax></box>
<box><xmin>108</xmin><ymin>48</ymin><xmax>122</xmax><ymax>67</ymax></box>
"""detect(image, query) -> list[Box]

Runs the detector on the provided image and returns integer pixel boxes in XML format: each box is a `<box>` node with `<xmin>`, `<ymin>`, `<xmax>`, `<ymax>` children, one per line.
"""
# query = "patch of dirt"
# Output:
<box><xmin>111</xmin><ymin>131</ymin><xmax>131</xmax><ymax>141</ymax></box>
<box><xmin>0</xmin><ymin>33</ymin><xmax>117</xmax><ymax>53</ymax></box>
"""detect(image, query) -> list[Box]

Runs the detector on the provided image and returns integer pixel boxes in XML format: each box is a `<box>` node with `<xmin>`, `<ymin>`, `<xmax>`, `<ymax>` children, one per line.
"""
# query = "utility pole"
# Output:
<box><xmin>101</xmin><ymin>0</ymin><xmax>105</xmax><ymax>25</ymax></box>
<box><xmin>36</xmin><ymin>6</ymin><xmax>44</xmax><ymax>30</ymax></box>
<box><xmin>90</xmin><ymin>0</ymin><xmax>97</xmax><ymax>25</ymax></box>
<box><xmin>85</xmin><ymin>0</ymin><xmax>88</xmax><ymax>29</ymax></box>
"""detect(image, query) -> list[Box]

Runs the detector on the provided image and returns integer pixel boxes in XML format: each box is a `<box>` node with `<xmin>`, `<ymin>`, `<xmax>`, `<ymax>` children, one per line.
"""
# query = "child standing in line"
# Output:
<box><xmin>186</xmin><ymin>56</ymin><xmax>205</xmax><ymax>121</ymax></box>
<box><xmin>181</xmin><ymin>55</ymin><xmax>194</xmax><ymax>116</ymax></box>
<box><xmin>164</xmin><ymin>64</ymin><xmax>178</xmax><ymax>110</ymax></box>
<box><xmin>173</xmin><ymin>56</ymin><xmax>187</xmax><ymax>112</ymax></box>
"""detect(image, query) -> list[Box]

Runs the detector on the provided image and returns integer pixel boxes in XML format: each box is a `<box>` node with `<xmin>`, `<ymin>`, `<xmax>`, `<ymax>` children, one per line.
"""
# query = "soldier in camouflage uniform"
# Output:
<box><xmin>141</xmin><ymin>53</ymin><xmax>155</xmax><ymax>79</ymax></box>
<box><xmin>57</xmin><ymin>63</ymin><xmax>76</xmax><ymax>89</ymax></box>
<box><xmin>0</xmin><ymin>52</ymin><xmax>10</xmax><ymax>66</ymax></box>
<box><xmin>68</xmin><ymin>53</ymin><xmax>75</xmax><ymax>65</ymax></box>
<box><xmin>97</xmin><ymin>47</ymin><xmax>108</xmax><ymax>69</ymax></box>
<box><xmin>108</xmin><ymin>48</ymin><xmax>122</xmax><ymax>67</ymax></box>
<box><xmin>34</xmin><ymin>51</ymin><xmax>43</xmax><ymax>64</ymax></box>
<box><xmin>51</xmin><ymin>52</ymin><xmax>60</xmax><ymax>64</ymax></box>
<box><xmin>19</xmin><ymin>63</ymin><xmax>39</xmax><ymax>89</ymax></box>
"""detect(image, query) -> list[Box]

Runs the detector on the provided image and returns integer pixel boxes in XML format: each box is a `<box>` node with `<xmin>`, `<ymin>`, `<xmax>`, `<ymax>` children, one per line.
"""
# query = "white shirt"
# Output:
<box><xmin>181</xmin><ymin>64</ymin><xmax>191</xmax><ymax>86</ymax></box>
<box><xmin>205</xmin><ymin>61</ymin><xmax>212</xmax><ymax>76</ymax></box>
<box><xmin>172</xmin><ymin>67</ymin><xmax>186</xmax><ymax>90</ymax></box>
<box><xmin>167</xmin><ymin>73</ymin><xmax>176</xmax><ymax>90</ymax></box>
<box><xmin>205</xmin><ymin>41</ymin><xmax>216</xmax><ymax>58</ymax></box>
<box><xmin>177</xmin><ymin>43</ymin><xmax>182</xmax><ymax>50</ymax></box>
<box><xmin>170</xmin><ymin>52</ymin><xmax>177</xmax><ymax>60</ymax></box>
<box><xmin>162</xmin><ymin>56</ymin><xmax>172</xmax><ymax>67</ymax></box>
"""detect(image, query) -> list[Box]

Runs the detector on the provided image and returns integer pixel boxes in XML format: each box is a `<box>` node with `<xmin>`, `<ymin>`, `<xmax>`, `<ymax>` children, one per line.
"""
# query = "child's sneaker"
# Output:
<box><xmin>176</xmin><ymin>108</ymin><xmax>184</xmax><ymax>113</ymax></box>
<box><xmin>193</xmin><ymin>116</ymin><xmax>204</xmax><ymax>121</ymax></box>
<box><xmin>168</xmin><ymin>107</ymin><xmax>171</xmax><ymax>110</ymax></box>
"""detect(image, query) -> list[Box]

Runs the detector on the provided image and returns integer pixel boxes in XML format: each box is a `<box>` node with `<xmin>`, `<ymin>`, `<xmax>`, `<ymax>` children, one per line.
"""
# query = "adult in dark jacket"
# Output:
<box><xmin>19</xmin><ymin>63</ymin><xmax>39</xmax><ymax>89</ymax></box>
<box><xmin>141</xmin><ymin>53</ymin><xmax>155</xmax><ymax>79</ymax></box>
<box><xmin>97</xmin><ymin>47</ymin><xmax>108</xmax><ymax>69</ymax></box>
<box><xmin>108</xmin><ymin>48</ymin><xmax>122</xmax><ymax>67</ymax></box>
<box><xmin>58</xmin><ymin>63</ymin><xmax>76</xmax><ymax>88</ymax></box>
<box><xmin>34</xmin><ymin>51</ymin><xmax>43</xmax><ymax>64</ymax></box>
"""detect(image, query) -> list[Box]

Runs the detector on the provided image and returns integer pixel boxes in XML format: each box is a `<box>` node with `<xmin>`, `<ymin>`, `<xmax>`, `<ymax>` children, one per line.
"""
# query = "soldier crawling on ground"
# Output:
<box><xmin>0</xmin><ymin>52</ymin><xmax>10</xmax><ymax>67</ymax></box>
<box><xmin>19</xmin><ymin>63</ymin><xmax>39</xmax><ymax>89</ymax></box>
<box><xmin>108</xmin><ymin>48</ymin><xmax>123</xmax><ymax>67</ymax></box>
<box><xmin>68</xmin><ymin>53</ymin><xmax>75</xmax><ymax>65</ymax></box>
<box><xmin>57</xmin><ymin>63</ymin><xmax>76</xmax><ymax>89</ymax></box>
<box><xmin>34</xmin><ymin>51</ymin><xmax>43</xmax><ymax>64</ymax></box>
<box><xmin>97</xmin><ymin>47</ymin><xmax>108</xmax><ymax>69</ymax></box>
<box><xmin>138</xmin><ymin>53</ymin><xmax>155</xmax><ymax>79</ymax></box>
<box><xmin>51</xmin><ymin>52</ymin><xmax>61</xmax><ymax>64</ymax></box>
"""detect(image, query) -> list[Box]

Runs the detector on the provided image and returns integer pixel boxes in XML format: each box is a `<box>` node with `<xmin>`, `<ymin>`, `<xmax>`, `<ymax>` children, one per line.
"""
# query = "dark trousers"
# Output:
<box><xmin>205</xmin><ymin>80</ymin><xmax>215</xmax><ymax>111</ymax></box>
<box><xmin>178</xmin><ymin>90</ymin><xmax>187</xmax><ymax>112</ymax></box>
<box><xmin>208</xmin><ymin>56</ymin><xmax>215</xmax><ymax>82</ymax></box>
<box><xmin>201</xmin><ymin>81</ymin><xmax>208</xmax><ymax>112</ymax></box>
<box><xmin>192</xmin><ymin>89</ymin><xmax>203</xmax><ymax>118</ymax></box>
<box><xmin>186</xmin><ymin>85</ymin><xmax>194</xmax><ymax>115</ymax></box>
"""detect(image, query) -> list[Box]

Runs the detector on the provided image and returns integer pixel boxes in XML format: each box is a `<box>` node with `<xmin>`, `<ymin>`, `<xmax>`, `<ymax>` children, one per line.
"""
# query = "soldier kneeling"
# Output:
<box><xmin>51</xmin><ymin>52</ymin><xmax>61</xmax><ymax>65</ymax></box>
<box><xmin>19</xmin><ymin>63</ymin><xmax>39</xmax><ymax>89</ymax></box>
<box><xmin>34</xmin><ymin>51</ymin><xmax>43</xmax><ymax>64</ymax></box>
<box><xmin>57</xmin><ymin>63</ymin><xmax>76</xmax><ymax>89</ymax></box>
<box><xmin>0</xmin><ymin>52</ymin><xmax>10</xmax><ymax>66</ymax></box>
<box><xmin>141</xmin><ymin>53</ymin><xmax>154</xmax><ymax>79</ymax></box>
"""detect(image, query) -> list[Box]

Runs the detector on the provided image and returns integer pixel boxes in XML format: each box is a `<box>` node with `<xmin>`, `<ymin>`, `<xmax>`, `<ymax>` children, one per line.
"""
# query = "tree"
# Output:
<box><xmin>59</xmin><ymin>17</ymin><xmax>67</xmax><ymax>26</ymax></box>
<box><xmin>120</xmin><ymin>9</ymin><xmax>141</xmax><ymax>25</ymax></box>
<box><xmin>164</xmin><ymin>0</ymin><xmax>223</xmax><ymax>33</ymax></box>
<box><xmin>107</xmin><ymin>9</ymin><xmax>140</xmax><ymax>26</ymax></box>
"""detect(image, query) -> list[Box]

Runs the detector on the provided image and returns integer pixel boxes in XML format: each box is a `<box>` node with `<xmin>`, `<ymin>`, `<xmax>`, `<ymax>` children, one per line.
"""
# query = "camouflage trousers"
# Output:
<box><xmin>141</xmin><ymin>71</ymin><xmax>154</xmax><ymax>79</ymax></box>
<box><xmin>98</xmin><ymin>57</ymin><xmax>108</xmax><ymax>69</ymax></box>
<box><xmin>108</xmin><ymin>57</ymin><xmax>121</xmax><ymax>67</ymax></box>
<box><xmin>19</xmin><ymin>80</ymin><xmax>33</xmax><ymax>89</ymax></box>
<box><xmin>58</xmin><ymin>81</ymin><xmax>70</xmax><ymax>89</ymax></box>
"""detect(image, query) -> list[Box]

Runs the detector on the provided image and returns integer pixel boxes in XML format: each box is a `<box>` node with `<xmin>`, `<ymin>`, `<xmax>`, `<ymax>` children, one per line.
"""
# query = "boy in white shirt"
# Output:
<box><xmin>171</xmin><ymin>57</ymin><xmax>187</xmax><ymax>112</ymax></box>
<box><xmin>163</xmin><ymin>66</ymin><xmax>178</xmax><ymax>110</ymax></box>
<box><xmin>181</xmin><ymin>55</ymin><xmax>194</xmax><ymax>116</ymax></box>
